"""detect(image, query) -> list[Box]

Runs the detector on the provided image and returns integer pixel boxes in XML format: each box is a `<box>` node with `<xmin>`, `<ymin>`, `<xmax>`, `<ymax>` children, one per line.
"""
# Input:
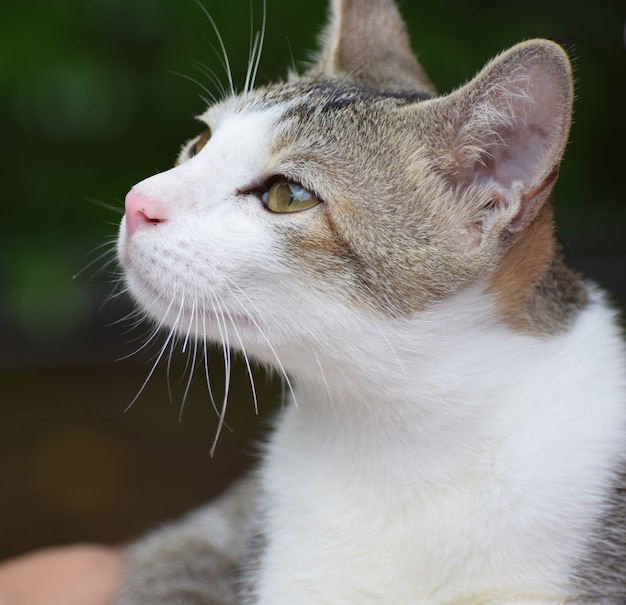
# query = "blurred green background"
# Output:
<box><xmin>0</xmin><ymin>0</ymin><xmax>624</xmax><ymax>558</ymax></box>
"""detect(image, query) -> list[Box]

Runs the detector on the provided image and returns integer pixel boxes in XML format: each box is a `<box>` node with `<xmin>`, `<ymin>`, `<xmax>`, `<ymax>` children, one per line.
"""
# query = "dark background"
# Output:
<box><xmin>0</xmin><ymin>0</ymin><xmax>624</xmax><ymax>559</ymax></box>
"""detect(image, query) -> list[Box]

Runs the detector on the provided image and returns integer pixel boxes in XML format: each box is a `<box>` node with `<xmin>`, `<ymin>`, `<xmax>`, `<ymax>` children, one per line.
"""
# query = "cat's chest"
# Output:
<box><xmin>251</xmin><ymin>405</ymin><xmax>590</xmax><ymax>604</ymax></box>
<box><xmin>256</xmin><ymin>475</ymin><xmax>475</xmax><ymax>604</ymax></box>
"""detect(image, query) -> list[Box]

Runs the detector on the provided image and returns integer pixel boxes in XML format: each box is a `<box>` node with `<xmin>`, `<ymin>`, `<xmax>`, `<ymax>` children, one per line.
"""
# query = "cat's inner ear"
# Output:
<box><xmin>313</xmin><ymin>0</ymin><xmax>435</xmax><ymax>94</ymax></box>
<box><xmin>429</xmin><ymin>40</ymin><xmax>573</xmax><ymax>246</ymax></box>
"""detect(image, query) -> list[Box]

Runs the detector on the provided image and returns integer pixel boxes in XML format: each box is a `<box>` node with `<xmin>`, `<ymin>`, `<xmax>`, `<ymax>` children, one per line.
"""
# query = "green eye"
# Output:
<box><xmin>262</xmin><ymin>178</ymin><xmax>320</xmax><ymax>213</ymax></box>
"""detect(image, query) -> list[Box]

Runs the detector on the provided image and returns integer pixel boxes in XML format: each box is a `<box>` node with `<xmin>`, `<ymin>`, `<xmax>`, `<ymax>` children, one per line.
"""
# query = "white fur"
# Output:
<box><xmin>118</xmin><ymin>105</ymin><xmax>287</xmax><ymax>344</ymax></box>
<box><xmin>120</xmin><ymin>104</ymin><xmax>626</xmax><ymax>604</ymax></box>
<box><xmin>252</xmin><ymin>285</ymin><xmax>626</xmax><ymax>604</ymax></box>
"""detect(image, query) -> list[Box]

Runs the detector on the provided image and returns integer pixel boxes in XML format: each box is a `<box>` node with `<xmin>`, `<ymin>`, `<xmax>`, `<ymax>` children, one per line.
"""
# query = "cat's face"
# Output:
<box><xmin>117</xmin><ymin>80</ymin><xmax>442</xmax><ymax>364</ymax></box>
<box><xmin>118</xmin><ymin>0</ymin><xmax>573</xmax><ymax>370</ymax></box>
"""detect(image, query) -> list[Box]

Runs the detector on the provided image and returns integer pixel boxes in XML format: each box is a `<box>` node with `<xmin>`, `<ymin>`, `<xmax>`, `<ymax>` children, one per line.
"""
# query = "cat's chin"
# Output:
<box><xmin>126</xmin><ymin>275</ymin><xmax>260</xmax><ymax>342</ymax></box>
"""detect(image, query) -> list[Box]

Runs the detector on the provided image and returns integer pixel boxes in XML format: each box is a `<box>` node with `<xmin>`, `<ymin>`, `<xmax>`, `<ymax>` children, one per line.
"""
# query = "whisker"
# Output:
<box><xmin>313</xmin><ymin>350</ymin><xmax>336</xmax><ymax>414</ymax></box>
<box><xmin>82</xmin><ymin>195</ymin><xmax>124</xmax><ymax>215</ymax></box>
<box><xmin>228</xmin><ymin>309</ymin><xmax>259</xmax><ymax>415</ymax></box>
<box><xmin>117</xmin><ymin>297</ymin><xmax>176</xmax><ymax>371</ymax></box>
<box><xmin>100</xmin><ymin>282</ymin><xmax>135</xmax><ymax>317</ymax></box>
<box><xmin>105</xmin><ymin>298</ymin><xmax>147</xmax><ymax>330</ymax></box>
<box><xmin>108</xmin><ymin>309</ymin><xmax>145</xmax><ymax>336</ymax></box>
<box><xmin>179</xmin><ymin>294</ymin><xmax>200</xmax><ymax>422</ymax></box>
<box><xmin>83</xmin><ymin>237</ymin><xmax>119</xmax><ymax>254</ymax></box>
<box><xmin>207</xmin><ymin>292</ymin><xmax>233</xmax><ymax>456</ymax></box>
<box><xmin>249</xmin><ymin>0</ymin><xmax>267</xmax><ymax>92</ymax></box>
<box><xmin>72</xmin><ymin>243</ymin><xmax>118</xmax><ymax>281</ymax></box>
<box><xmin>198</xmin><ymin>38</ymin><xmax>232</xmax><ymax>98</ymax></box>
<box><xmin>220</xmin><ymin>275</ymin><xmax>298</xmax><ymax>409</ymax></box>
<box><xmin>373</xmin><ymin>319</ymin><xmax>412</xmax><ymax>392</ymax></box>
<box><xmin>194</xmin><ymin>0</ymin><xmax>235</xmax><ymax>97</ymax></box>
<box><xmin>285</xmin><ymin>36</ymin><xmax>298</xmax><ymax>78</ymax></box>
<box><xmin>244</xmin><ymin>0</ymin><xmax>256</xmax><ymax>96</ymax></box>
<box><xmin>171</xmin><ymin>70</ymin><xmax>218</xmax><ymax>105</ymax></box>
<box><xmin>190</xmin><ymin>60</ymin><xmax>228</xmax><ymax>100</ymax></box>
<box><xmin>124</xmin><ymin>326</ymin><xmax>176</xmax><ymax>413</ymax></box>
<box><xmin>201</xmin><ymin>308</ymin><xmax>220</xmax><ymax>416</ymax></box>
<box><xmin>244</xmin><ymin>0</ymin><xmax>265</xmax><ymax>95</ymax></box>
<box><xmin>181</xmin><ymin>295</ymin><xmax>195</xmax><ymax>355</ymax></box>
<box><xmin>117</xmin><ymin>295</ymin><xmax>178</xmax><ymax>361</ymax></box>
<box><xmin>166</xmin><ymin>327</ymin><xmax>180</xmax><ymax>405</ymax></box>
<box><xmin>244</xmin><ymin>32</ymin><xmax>261</xmax><ymax>96</ymax></box>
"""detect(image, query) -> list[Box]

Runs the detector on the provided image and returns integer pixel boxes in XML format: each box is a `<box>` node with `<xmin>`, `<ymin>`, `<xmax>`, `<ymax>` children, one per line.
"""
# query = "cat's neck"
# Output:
<box><xmin>287</xmin><ymin>282</ymin><xmax>522</xmax><ymax>410</ymax></box>
<box><xmin>270</xmin><ymin>284</ymin><xmax>516</xmax><ymax>483</ymax></box>
<box><xmin>272</xmin><ymin>283</ymin><xmax>617</xmax><ymax>487</ymax></box>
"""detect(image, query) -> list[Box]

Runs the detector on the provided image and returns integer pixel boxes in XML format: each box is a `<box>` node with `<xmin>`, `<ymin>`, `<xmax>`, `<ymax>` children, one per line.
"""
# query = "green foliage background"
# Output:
<box><xmin>0</xmin><ymin>0</ymin><xmax>624</xmax><ymax>357</ymax></box>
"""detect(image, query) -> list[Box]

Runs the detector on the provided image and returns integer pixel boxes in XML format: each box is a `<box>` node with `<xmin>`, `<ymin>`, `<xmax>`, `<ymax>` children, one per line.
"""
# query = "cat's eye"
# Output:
<box><xmin>262</xmin><ymin>178</ymin><xmax>320</xmax><ymax>213</ymax></box>
<box><xmin>189</xmin><ymin>128</ymin><xmax>212</xmax><ymax>158</ymax></box>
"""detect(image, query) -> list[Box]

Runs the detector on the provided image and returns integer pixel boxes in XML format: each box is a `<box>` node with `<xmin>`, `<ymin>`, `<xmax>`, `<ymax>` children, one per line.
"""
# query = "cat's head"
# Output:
<box><xmin>118</xmin><ymin>0</ymin><xmax>574</xmax><ymax>368</ymax></box>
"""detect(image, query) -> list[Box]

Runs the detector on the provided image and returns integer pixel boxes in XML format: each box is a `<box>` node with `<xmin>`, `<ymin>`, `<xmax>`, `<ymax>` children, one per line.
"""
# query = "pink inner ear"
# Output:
<box><xmin>483</xmin><ymin>124</ymin><xmax>558</xmax><ymax>228</ymax></box>
<box><xmin>469</xmin><ymin>125</ymin><xmax>552</xmax><ymax>218</ymax></box>
<box><xmin>462</xmin><ymin>44</ymin><xmax>571</xmax><ymax>228</ymax></box>
<box><xmin>487</xmin><ymin>126</ymin><xmax>552</xmax><ymax>193</ymax></box>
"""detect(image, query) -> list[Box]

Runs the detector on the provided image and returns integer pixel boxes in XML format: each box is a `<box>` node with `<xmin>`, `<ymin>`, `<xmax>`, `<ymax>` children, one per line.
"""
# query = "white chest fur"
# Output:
<box><xmin>253</xmin><ymin>289</ymin><xmax>626</xmax><ymax>604</ymax></box>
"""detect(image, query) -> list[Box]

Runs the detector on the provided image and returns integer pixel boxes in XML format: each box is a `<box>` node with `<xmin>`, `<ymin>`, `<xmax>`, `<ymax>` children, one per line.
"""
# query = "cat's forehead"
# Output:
<box><xmin>197</xmin><ymin>75</ymin><xmax>439</xmax><ymax>204</ymax></box>
<box><xmin>261</xmin><ymin>78</ymin><xmax>434</xmax><ymax>110</ymax></box>
<box><xmin>200</xmin><ymin>76</ymin><xmax>435</xmax><ymax>129</ymax></box>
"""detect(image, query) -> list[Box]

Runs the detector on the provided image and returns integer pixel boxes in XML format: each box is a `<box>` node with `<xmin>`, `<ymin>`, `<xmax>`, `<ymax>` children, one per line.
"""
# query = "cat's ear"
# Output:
<box><xmin>314</xmin><ymin>0</ymin><xmax>435</xmax><ymax>94</ymax></box>
<box><xmin>427</xmin><ymin>40</ymin><xmax>573</xmax><ymax>244</ymax></box>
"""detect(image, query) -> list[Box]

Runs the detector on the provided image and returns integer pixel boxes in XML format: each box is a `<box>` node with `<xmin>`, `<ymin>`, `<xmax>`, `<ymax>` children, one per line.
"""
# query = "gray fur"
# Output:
<box><xmin>115</xmin><ymin>475</ymin><xmax>258</xmax><ymax>605</ymax></box>
<box><xmin>571</xmin><ymin>463</ymin><xmax>626</xmax><ymax>603</ymax></box>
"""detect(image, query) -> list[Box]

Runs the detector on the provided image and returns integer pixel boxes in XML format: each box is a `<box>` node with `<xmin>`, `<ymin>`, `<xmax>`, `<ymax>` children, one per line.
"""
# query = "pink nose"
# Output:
<box><xmin>124</xmin><ymin>189</ymin><xmax>167</xmax><ymax>238</ymax></box>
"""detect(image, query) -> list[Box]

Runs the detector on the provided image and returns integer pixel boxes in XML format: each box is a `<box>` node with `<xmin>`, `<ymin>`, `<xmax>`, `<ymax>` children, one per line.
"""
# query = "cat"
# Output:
<box><xmin>115</xmin><ymin>0</ymin><xmax>626</xmax><ymax>603</ymax></box>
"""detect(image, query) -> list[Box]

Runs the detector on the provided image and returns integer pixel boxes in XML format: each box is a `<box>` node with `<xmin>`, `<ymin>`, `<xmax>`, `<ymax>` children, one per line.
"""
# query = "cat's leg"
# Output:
<box><xmin>114</xmin><ymin>473</ymin><xmax>258</xmax><ymax>605</ymax></box>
